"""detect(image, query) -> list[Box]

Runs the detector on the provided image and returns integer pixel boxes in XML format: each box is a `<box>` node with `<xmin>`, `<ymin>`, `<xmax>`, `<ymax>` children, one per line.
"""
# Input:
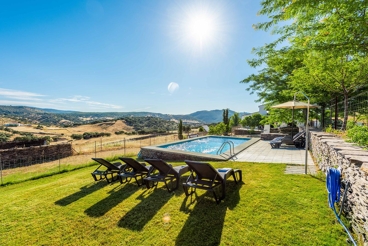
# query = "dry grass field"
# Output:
<box><xmin>4</xmin><ymin>120</ymin><xmax>168</xmax><ymax>151</ymax></box>
<box><xmin>8</xmin><ymin>120</ymin><xmax>133</xmax><ymax>139</ymax></box>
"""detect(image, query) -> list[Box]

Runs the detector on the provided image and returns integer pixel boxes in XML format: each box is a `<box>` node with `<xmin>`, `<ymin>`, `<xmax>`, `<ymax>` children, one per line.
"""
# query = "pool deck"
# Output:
<box><xmin>234</xmin><ymin>140</ymin><xmax>318</xmax><ymax>175</ymax></box>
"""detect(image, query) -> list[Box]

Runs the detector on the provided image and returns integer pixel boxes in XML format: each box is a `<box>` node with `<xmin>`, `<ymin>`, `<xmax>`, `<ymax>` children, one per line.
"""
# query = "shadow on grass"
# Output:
<box><xmin>175</xmin><ymin>181</ymin><xmax>242</xmax><ymax>246</ymax></box>
<box><xmin>84</xmin><ymin>183</ymin><xmax>138</xmax><ymax>217</ymax></box>
<box><xmin>117</xmin><ymin>187</ymin><xmax>175</xmax><ymax>231</ymax></box>
<box><xmin>55</xmin><ymin>181</ymin><xmax>107</xmax><ymax>206</ymax></box>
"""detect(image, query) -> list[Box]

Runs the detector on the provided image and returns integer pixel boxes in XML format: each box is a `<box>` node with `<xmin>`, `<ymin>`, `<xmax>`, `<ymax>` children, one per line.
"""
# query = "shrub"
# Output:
<box><xmin>0</xmin><ymin>132</ymin><xmax>12</xmax><ymax>142</ymax></box>
<box><xmin>347</xmin><ymin>124</ymin><xmax>368</xmax><ymax>148</ymax></box>
<box><xmin>71</xmin><ymin>134</ymin><xmax>83</xmax><ymax>140</ymax></box>
<box><xmin>209</xmin><ymin>122</ymin><xmax>227</xmax><ymax>135</ymax></box>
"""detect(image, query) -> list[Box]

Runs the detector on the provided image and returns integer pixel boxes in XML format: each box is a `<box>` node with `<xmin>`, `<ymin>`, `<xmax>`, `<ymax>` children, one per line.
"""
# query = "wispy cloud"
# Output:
<box><xmin>131</xmin><ymin>106</ymin><xmax>152</xmax><ymax>111</ymax></box>
<box><xmin>50</xmin><ymin>95</ymin><xmax>123</xmax><ymax>109</ymax></box>
<box><xmin>0</xmin><ymin>88</ymin><xmax>44</xmax><ymax>101</ymax></box>
<box><xmin>0</xmin><ymin>100</ymin><xmax>54</xmax><ymax>108</ymax></box>
<box><xmin>0</xmin><ymin>88</ymin><xmax>123</xmax><ymax>111</ymax></box>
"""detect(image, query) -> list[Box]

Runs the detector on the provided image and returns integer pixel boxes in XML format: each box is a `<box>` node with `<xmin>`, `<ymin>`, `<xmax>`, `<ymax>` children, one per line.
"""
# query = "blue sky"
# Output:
<box><xmin>0</xmin><ymin>0</ymin><xmax>275</xmax><ymax>114</ymax></box>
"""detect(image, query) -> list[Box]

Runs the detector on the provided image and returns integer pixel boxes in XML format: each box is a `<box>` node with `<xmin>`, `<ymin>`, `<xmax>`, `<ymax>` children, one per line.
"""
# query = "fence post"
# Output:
<box><xmin>124</xmin><ymin>138</ymin><xmax>126</xmax><ymax>156</ymax></box>
<box><xmin>100</xmin><ymin>138</ymin><xmax>102</xmax><ymax>151</ymax></box>
<box><xmin>0</xmin><ymin>155</ymin><xmax>2</xmax><ymax>186</ymax></box>
<box><xmin>95</xmin><ymin>141</ymin><xmax>96</xmax><ymax>158</ymax></box>
<box><xmin>58</xmin><ymin>148</ymin><xmax>61</xmax><ymax>173</ymax></box>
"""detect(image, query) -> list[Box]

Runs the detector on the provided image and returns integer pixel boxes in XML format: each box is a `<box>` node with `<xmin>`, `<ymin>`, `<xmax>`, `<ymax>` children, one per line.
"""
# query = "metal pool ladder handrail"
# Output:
<box><xmin>217</xmin><ymin>141</ymin><xmax>235</xmax><ymax>156</ymax></box>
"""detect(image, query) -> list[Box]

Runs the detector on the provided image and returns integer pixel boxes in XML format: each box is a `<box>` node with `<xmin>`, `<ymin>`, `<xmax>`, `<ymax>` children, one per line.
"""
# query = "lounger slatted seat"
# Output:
<box><xmin>144</xmin><ymin>159</ymin><xmax>190</xmax><ymax>192</ymax></box>
<box><xmin>118</xmin><ymin>157</ymin><xmax>154</xmax><ymax>186</ymax></box>
<box><xmin>293</xmin><ymin>131</ymin><xmax>306</xmax><ymax>148</ymax></box>
<box><xmin>269</xmin><ymin>131</ymin><xmax>306</xmax><ymax>149</ymax></box>
<box><xmin>269</xmin><ymin>137</ymin><xmax>284</xmax><ymax>148</ymax></box>
<box><xmin>91</xmin><ymin>158</ymin><xmax>126</xmax><ymax>183</ymax></box>
<box><xmin>183</xmin><ymin>160</ymin><xmax>242</xmax><ymax>204</ymax></box>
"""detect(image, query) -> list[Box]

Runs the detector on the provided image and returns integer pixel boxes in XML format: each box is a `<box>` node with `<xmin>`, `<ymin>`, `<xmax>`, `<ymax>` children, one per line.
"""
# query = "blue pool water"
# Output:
<box><xmin>160</xmin><ymin>136</ymin><xmax>250</xmax><ymax>155</ymax></box>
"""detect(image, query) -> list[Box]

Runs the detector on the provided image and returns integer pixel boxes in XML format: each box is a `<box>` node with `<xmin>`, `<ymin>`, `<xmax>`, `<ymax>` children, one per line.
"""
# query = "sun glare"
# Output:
<box><xmin>169</xmin><ymin>2</ymin><xmax>227</xmax><ymax>54</ymax></box>
<box><xmin>185</xmin><ymin>11</ymin><xmax>215</xmax><ymax>46</ymax></box>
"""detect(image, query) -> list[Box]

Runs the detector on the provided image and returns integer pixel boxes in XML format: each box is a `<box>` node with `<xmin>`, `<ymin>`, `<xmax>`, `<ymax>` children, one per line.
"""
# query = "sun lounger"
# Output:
<box><xmin>293</xmin><ymin>131</ymin><xmax>306</xmax><ymax>148</ymax></box>
<box><xmin>118</xmin><ymin>157</ymin><xmax>154</xmax><ymax>186</ymax></box>
<box><xmin>269</xmin><ymin>131</ymin><xmax>306</xmax><ymax>149</ymax></box>
<box><xmin>144</xmin><ymin>159</ymin><xmax>190</xmax><ymax>192</ymax></box>
<box><xmin>183</xmin><ymin>160</ymin><xmax>242</xmax><ymax>204</ymax></box>
<box><xmin>269</xmin><ymin>137</ymin><xmax>284</xmax><ymax>148</ymax></box>
<box><xmin>91</xmin><ymin>158</ymin><xmax>126</xmax><ymax>183</ymax></box>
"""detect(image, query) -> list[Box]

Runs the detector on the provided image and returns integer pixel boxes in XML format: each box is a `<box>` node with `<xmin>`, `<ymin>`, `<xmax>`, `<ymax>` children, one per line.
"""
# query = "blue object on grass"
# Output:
<box><xmin>326</xmin><ymin>168</ymin><xmax>357</xmax><ymax>246</ymax></box>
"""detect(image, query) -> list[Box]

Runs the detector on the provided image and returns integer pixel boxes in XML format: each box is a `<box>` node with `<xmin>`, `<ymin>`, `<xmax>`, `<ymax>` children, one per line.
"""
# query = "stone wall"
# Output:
<box><xmin>260</xmin><ymin>133</ymin><xmax>286</xmax><ymax>140</ymax></box>
<box><xmin>310</xmin><ymin>131</ymin><xmax>368</xmax><ymax>244</ymax></box>
<box><xmin>233</xmin><ymin>129</ymin><xmax>262</xmax><ymax>135</ymax></box>
<box><xmin>0</xmin><ymin>139</ymin><xmax>45</xmax><ymax>149</ymax></box>
<box><xmin>0</xmin><ymin>144</ymin><xmax>73</xmax><ymax>169</ymax></box>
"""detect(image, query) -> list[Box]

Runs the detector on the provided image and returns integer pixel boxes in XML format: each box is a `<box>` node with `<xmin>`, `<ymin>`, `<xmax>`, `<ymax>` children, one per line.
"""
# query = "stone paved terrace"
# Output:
<box><xmin>233</xmin><ymin>139</ymin><xmax>317</xmax><ymax>175</ymax></box>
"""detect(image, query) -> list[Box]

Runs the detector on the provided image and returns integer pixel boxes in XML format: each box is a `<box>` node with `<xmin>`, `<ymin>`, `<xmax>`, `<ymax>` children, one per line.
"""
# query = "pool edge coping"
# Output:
<box><xmin>141</xmin><ymin>136</ymin><xmax>261</xmax><ymax>161</ymax></box>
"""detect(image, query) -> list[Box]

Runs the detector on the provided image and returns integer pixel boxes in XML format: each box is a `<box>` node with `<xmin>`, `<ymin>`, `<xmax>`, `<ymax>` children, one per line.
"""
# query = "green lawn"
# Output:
<box><xmin>0</xmin><ymin>161</ymin><xmax>347</xmax><ymax>245</ymax></box>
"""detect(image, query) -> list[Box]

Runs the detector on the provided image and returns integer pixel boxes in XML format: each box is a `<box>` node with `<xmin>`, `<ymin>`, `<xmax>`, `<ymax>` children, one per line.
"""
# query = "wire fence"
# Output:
<box><xmin>0</xmin><ymin>133</ymin><xmax>181</xmax><ymax>185</ymax></box>
<box><xmin>328</xmin><ymin>90</ymin><xmax>368</xmax><ymax>129</ymax></box>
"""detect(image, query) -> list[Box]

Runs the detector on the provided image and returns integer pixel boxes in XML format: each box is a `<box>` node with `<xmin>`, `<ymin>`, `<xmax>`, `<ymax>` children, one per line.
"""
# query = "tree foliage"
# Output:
<box><xmin>222</xmin><ymin>109</ymin><xmax>230</xmax><ymax>134</ymax></box>
<box><xmin>178</xmin><ymin>120</ymin><xmax>183</xmax><ymax>140</ymax></box>
<box><xmin>242</xmin><ymin>0</ymin><xmax>368</xmax><ymax>130</ymax></box>
<box><xmin>209</xmin><ymin>122</ymin><xmax>227</xmax><ymax>135</ymax></box>
<box><xmin>229</xmin><ymin>112</ymin><xmax>241</xmax><ymax>128</ymax></box>
<box><xmin>241</xmin><ymin>113</ymin><xmax>264</xmax><ymax>129</ymax></box>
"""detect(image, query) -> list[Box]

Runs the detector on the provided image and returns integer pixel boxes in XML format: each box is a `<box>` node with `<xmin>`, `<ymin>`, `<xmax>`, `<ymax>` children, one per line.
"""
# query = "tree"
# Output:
<box><xmin>241</xmin><ymin>113</ymin><xmax>263</xmax><ymax>130</ymax></box>
<box><xmin>178</xmin><ymin>120</ymin><xmax>183</xmax><ymax>140</ymax></box>
<box><xmin>222</xmin><ymin>108</ymin><xmax>230</xmax><ymax>134</ymax></box>
<box><xmin>229</xmin><ymin>112</ymin><xmax>241</xmax><ymax>128</ymax></box>
<box><xmin>242</xmin><ymin>0</ymin><xmax>368</xmax><ymax>130</ymax></box>
<box><xmin>292</xmin><ymin>52</ymin><xmax>368</xmax><ymax>129</ymax></box>
<box><xmin>209</xmin><ymin>122</ymin><xmax>227</xmax><ymax>135</ymax></box>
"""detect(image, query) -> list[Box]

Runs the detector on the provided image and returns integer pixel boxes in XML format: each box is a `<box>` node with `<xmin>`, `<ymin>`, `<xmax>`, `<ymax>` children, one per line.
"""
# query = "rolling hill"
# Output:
<box><xmin>0</xmin><ymin>105</ymin><xmax>251</xmax><ymax>125</ymax></box>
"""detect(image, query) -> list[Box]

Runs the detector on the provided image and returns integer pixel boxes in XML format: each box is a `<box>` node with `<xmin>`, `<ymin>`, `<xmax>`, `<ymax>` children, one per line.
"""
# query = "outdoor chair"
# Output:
<box><xmin>293</xmin><ymin>131</ymin><xmax>306</xmax><ymax>148</ymax></box>
<box><xmin>118</xmin><ymin>157</ymin><xmax>154</xmax><ymax>186</ymax></box>
<box><xmin>91</xmin><ymin>158</ymin><xmax>127</xmax><ymax>184</ymax></box>
<box><xmin>182</xmin><ymin>160</ymin><xmax>242</xmax><ymax>204</ymax></box>
<box><xmin>269</xmin><ymin>137</ymin><xmax>284</xmax><ymax>148</ymax></box>
<box><xmin>269</xmin><ymin>131</ymin><xmax>306</xmax><ymax>149</ymax></box>
<box><xmin>144</xmin><ymin>159</ymin><xmax>190</xmax><ymax>192</ymax></box>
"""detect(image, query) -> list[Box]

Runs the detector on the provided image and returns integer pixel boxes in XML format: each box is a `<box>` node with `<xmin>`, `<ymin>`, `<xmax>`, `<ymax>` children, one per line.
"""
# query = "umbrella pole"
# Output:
<box><xmin>291</xmin><ymin>107</ymin><xmax>294</xmax><ymax>138</ymax></box>
<box><xmin>305</xmin><ymin>103</ymin><xmax>310</xmax><ymax>174</ymax></box>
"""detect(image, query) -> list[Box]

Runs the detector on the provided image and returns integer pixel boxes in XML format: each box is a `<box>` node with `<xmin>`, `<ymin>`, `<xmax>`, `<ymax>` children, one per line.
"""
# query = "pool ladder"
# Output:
<box><xmin>217</xmin><ymin>141</ymin><xmax>235</xmax><ymax>156</ymax></box>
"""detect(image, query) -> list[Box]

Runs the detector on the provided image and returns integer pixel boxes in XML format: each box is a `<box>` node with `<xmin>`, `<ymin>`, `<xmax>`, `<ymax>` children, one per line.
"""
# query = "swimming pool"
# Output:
<box><xmin>160</xmin><ymin>136</ymin><xmax>250</xmax><ymax>155</ymax></box>
<box><xmin>140</xmin><ymin>135</ymin><xmax>260</xmax><ymax>161</ymax></box>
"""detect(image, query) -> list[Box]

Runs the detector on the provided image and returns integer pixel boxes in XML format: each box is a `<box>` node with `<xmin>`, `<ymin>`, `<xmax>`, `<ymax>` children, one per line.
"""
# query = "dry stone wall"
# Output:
<box><xmin>0</xmin><ymin>144</ymin><xmax>73</xmax><ymax>169</ymax></box>
<box><xmin>310</xmin><ymin>131</ymin><xmax>368</xmax><ymax>245</ymax></box>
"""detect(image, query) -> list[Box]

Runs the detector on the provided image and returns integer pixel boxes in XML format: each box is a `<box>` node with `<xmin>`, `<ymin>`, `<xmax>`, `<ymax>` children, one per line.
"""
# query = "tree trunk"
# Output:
<box><xmin>321</xmin><ymin>106</ymin><xmax>325</xmax><ymax>128</ymax></box>
<box><xmin>342</xmin><ymin>93</ymin><xmax>349</xmax><ymax>130</ymax></box>
<box><xmin>334</xmin><ymin>96</ymin><xmax>338</xmax><ymax>130</ymax></box>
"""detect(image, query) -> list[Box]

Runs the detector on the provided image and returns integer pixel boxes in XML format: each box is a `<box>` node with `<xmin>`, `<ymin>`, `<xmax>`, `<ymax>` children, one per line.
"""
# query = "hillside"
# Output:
<box><xmin>0</xmin><ymin>105</ymin><xmax>251</xmax><ymax>125</ymax></box>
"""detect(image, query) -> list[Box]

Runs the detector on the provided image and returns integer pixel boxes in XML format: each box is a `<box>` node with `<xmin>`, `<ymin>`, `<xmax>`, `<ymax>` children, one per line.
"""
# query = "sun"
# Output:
<box><xmin>167</xmin><ymin>1</ymin><xmax>230</xmax><ymax>56</ymax></box>
<box><xmin>169</xmin><ymin>2</ymin><xmax>226</xmax><ymax>53</ymax></box>
<box><xmin>185</xmin><ymin>11</ymin><xmax>216</xmax><ymax>46</ymax></box>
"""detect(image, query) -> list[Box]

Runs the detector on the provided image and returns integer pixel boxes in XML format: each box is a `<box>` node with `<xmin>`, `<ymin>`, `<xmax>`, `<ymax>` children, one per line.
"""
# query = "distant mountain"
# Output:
<box><xmin>0</xmin><ymin>105</ymin><xmax>251</xmax><ymax>125</ymax></box>
<box><xmin>41</xmin><ymin>108</ymin><xmax>80</xmax><ymax>114</ymax></box>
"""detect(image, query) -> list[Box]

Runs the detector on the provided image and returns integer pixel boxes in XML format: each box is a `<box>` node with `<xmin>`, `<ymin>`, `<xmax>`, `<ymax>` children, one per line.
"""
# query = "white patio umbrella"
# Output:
<box><xmin>271</xmin><ymin>98</ymin><xmax>319</xmax><ymax>174</ymax></box>
<box><xmin>271</xmin><ymin>100</ymin><xmax>319</xmax><ymax>137</ymax></box>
